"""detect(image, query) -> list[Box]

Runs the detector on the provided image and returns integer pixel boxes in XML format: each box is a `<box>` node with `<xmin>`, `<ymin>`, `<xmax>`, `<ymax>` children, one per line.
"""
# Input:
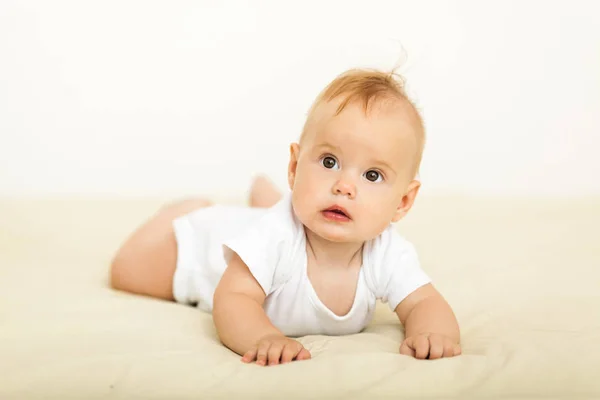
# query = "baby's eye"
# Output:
<box><xmin>321</xmin><ymin>156</ymin><xmax>339</xmax><ymax>170</ymax></box>
<box><xmin>364</xmin><ymin>170</ymin><xmax>383</xmax><ymax>182</ymax></box>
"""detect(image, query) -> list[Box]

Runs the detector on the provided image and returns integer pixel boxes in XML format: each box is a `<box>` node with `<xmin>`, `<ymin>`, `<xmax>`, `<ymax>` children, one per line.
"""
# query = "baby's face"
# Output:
<box><xmin>289</xmin><ymin>100</ymin><xmax>420</xmax><ymax>243</ymax></box>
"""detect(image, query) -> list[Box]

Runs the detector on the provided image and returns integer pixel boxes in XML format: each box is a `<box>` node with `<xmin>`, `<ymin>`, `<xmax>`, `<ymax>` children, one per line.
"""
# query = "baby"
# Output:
<box><xmin>110</xmin><ymin>68</ymin><xmax>461</xmax><ymax>365</ymax></box>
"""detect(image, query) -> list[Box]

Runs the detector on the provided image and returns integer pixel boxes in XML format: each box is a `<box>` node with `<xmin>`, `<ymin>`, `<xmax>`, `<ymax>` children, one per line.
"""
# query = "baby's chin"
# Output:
<box><xmin>305</xmin><ymin>227</ymin><xmax>356</xmax><ymax>243</ymax></box>
<box><xmin>302</xmin><ymin>221</ymin><xmax>376</xmax><ymax>244</ymax></box>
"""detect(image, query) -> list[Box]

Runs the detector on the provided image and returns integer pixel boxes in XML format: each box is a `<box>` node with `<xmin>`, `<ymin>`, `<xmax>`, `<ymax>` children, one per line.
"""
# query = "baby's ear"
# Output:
<box><xmin>392</xmin><ymin>180</ymin><xmax>420</xmax><ymax>222</ymax></box>
<box><xmin>287</xmin><ymin>143</ymin><xmax>300</xmax><ymax>190</ymax></box>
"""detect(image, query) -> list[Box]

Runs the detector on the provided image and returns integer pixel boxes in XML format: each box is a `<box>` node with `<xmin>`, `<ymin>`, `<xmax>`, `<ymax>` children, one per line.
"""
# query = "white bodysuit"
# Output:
<box><xmin>172</xmin><ymin>192</ymin><xmax>430</xmax><ymax>337</ymax></box>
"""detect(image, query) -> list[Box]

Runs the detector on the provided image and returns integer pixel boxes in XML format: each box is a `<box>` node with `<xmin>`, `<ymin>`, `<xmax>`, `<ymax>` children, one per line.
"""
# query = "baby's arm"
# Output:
<box><xmin>212</xmin><ymin>253</ymin><xmax>310</xmax><ymax>365</ymax></box>
<box><xmin>395</xmin><ymin>283</ymin><xmax>461</xmax><ymax>359</ymax></box>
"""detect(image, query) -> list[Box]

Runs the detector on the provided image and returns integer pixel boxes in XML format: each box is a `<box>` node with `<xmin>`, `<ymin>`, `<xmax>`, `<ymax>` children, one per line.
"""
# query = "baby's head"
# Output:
<box><xmin>288</xmin><ymin>68</ymin><xmax>425</xmax><ymax>244</ymax></box>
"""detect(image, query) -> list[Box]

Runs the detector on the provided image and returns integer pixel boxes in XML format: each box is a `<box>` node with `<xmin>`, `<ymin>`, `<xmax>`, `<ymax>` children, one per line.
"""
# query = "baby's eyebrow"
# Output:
<box><xmin>372</xmin><ymin>159</ymin><xmax>396</xmax><ymax>174</ymax></box>
<box><xmin>313</xmin><ymin>143</ymin><xmax>341</xmax><ymax>152</ymax></box>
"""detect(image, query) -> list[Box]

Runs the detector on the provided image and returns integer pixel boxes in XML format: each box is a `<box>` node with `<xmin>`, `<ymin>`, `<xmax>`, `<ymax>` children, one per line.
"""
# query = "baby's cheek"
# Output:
<box><xmin>297</xmin><ymin>172</ymin><xmax>320</xmax><ymax>195</ymax></box>
<box><xmin>360</xmin><ymin>207</ymin><xmax>390</xmax><ymax>237</ymax></box>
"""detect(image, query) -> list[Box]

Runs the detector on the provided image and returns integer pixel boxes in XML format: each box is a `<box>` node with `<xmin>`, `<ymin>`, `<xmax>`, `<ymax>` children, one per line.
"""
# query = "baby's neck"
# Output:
<box><xmin>304</xmin><ymin>228</ymin><xmax>363</xmax><ymax>269</ymax></box>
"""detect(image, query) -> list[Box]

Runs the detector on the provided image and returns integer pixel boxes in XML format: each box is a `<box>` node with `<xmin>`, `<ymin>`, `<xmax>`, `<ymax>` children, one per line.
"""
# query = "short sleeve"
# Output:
<box><xmin>222</xmin><ymin>227</ymin><xmax>281</xmax><ymax>296</ymax></box>
<box><xmin>365</xmin><ymin>227</ymin><xmax>431</xmax><ymax>311</ymax></box>
<box><xmin>221</xmin><ymin>193</ymin><xmax>296</xmax><ymax>296</ymax></box>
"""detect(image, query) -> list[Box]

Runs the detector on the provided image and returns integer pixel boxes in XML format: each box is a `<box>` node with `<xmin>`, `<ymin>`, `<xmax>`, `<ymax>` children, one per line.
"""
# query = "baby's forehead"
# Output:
<box><xmin>310</xmin><ymin>100</ymin><xmax>420</xmax><ymax>145</ymax></box>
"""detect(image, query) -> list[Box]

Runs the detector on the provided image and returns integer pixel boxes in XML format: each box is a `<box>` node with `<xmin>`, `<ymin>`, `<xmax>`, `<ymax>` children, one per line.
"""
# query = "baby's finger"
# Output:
<box><xmin>403</xmin><ymin>337</ymin><xmax>415</xmax><ymax>350</ymax></box>
<box><xmin>267</xmin><ymin>343</ymin><xmax>284</xmax><ymax>366</ymax></box>
<box><xmin>428</xmin><ymin>335</ymin><xmax>444</xmax><ymax>360</ymax></box>
<box><xmin>414</xmin><ymin>335</ymin><xmax>430</xmax><ymax>360</ymax></box>
<box><xmin>296</xmin><ymin>347</ymin><xmax>311</xmax><ymax>361</ymax></box>
<box><xmin>241</xmin><ymin>346</ymin><xmax>258</xmax><ymax>363</ymax></box>
<box><xmin>281</xmin><ymin>344</ymin><xmax>298</xmax><ymax>363</ymax></box>
<box><xmin>454</xmin><ymin>344</ymin><xmax>462</xmax><ymax>356</ymax></box>
<box><xmin>399</xmin><ymin>341</ymin><xmax>415</xmax><ymax>357</ymax></box>
<box><xmin>255</xmin><ymin>341</ymin><xmax>271</xmax><ymax>366</ymax></box>
<box><xmin>443</xmin><ymin>341</ymin><xmax>455</xmax><ymax>358</ymax></box>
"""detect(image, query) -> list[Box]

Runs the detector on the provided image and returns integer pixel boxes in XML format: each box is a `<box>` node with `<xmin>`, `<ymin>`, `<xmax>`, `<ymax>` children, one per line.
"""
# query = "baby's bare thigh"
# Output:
<box><xmin>110</xmin><ymin>198</ymin><xmax>212</xmax><ymax>300</ymax></box>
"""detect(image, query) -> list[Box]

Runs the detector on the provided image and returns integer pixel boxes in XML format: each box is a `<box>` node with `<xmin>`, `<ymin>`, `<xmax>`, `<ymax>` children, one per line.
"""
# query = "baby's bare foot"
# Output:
<box><xmin>249</xmin><ymin>175</ymin><xmax>282</xmax><ymax>208</ymax></box>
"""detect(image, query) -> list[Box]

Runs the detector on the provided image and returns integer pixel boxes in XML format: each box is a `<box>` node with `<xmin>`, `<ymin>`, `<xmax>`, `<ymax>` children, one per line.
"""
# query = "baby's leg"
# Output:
<box><xmin>110</xmin><ymin>175</ymin><xmax>281</xmax><ymax>301</ymax></box>
<box><xmin>110</xmin><ymin>198</ymin><xmax>212</xmax><ymax>301</ymax></box>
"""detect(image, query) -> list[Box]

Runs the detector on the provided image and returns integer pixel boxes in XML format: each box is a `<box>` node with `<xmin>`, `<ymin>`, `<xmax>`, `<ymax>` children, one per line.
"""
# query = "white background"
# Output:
<box><xmin>1</xmin><ymin>0</ymin><xmax>599</xmax><ymax>198</ymax></box>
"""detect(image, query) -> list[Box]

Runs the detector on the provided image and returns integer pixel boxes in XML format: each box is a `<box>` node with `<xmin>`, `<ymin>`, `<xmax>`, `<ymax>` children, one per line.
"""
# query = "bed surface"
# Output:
<box><xmin>2</xmin><ymin>195</ymin><xmax>599</xmax><ymax>399</ymax></box>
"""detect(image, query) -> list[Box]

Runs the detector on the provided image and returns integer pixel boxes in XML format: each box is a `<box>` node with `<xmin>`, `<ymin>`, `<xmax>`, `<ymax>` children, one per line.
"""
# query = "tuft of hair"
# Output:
<box><xmin>301</xmin><ymin>68</ymin><xmax>425</xmax><ymax>177</ymax></box>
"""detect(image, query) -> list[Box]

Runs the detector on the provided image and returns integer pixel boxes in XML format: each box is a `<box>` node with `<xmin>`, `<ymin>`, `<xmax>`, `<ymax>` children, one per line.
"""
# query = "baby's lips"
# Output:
<box><xmin>323</xmin><ymin>205</ymin><xmax>351</xmax><ymax>219</ymax></box>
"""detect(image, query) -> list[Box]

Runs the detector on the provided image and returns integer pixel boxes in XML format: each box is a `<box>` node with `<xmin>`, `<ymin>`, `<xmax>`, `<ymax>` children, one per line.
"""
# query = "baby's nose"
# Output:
<box><xmin>333</xmin><ymin>179</ymin><xmax>356</xmax><ymax>198</ymax></box>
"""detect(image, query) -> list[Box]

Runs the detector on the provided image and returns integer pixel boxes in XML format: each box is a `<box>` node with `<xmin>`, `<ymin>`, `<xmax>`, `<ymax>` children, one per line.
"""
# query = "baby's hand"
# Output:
<box><xmin>241</xmin><ymin>334</ymin><xmax>311</xmax><ymax>366</ymax></box>
<box><xmin>400</xmin><ymin>333</ymin><xmax>461</xmax><ymax>360</ymax></box>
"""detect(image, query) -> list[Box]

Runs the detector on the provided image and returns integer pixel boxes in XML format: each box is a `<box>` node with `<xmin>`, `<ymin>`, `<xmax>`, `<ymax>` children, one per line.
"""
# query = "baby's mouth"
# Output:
<box><xmin>322</xmin><ymin>205</ymin><xmax>351</xmax><ymax>221</ymax></box>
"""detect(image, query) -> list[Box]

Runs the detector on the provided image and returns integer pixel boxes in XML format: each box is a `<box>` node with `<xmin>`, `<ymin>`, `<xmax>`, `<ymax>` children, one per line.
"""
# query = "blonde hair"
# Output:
<box><xmin>300</xmin><ymin>68</ymin><xmax>425</xmax><ymax>177</ymax></box>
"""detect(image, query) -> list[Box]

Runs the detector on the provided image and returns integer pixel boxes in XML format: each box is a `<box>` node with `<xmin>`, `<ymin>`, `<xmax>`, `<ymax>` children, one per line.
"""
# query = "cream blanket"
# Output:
<box><xmin>1</xmin><ymin>196</ymin><xmax>599</xmax><ymax>399</ymax></box>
